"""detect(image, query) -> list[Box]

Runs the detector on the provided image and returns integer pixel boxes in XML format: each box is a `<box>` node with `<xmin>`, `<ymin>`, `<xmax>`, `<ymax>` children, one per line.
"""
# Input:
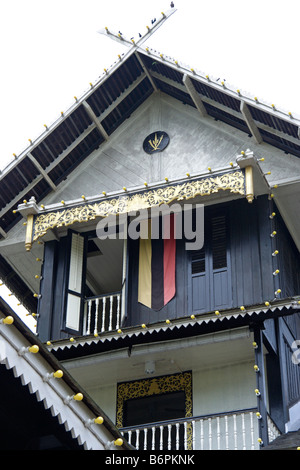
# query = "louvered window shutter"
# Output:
<box><xmin>211</xmin><ymin>215</ymin><xmax>227</xmax><ymax>270</ymax></box>
<box><xmin>65</xmin><ymin>233</ymin><xmax>84</xmax><ymax>332</ymax></box>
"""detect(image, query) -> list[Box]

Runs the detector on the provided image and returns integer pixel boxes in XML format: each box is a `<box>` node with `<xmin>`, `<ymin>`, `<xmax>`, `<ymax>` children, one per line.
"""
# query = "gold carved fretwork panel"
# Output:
<box><xmin>116</xmin><ymin>371</ymin><xmax>193</xmax><ymax>450</ymax></box>
<box><xmin>32</xmin><ymin>171</ymin><xmax>245</xmax><ymax>243</ymax></box>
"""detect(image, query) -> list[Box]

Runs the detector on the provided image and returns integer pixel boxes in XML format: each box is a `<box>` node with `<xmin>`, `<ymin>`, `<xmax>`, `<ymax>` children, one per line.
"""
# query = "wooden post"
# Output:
<box><xmin>25</xmin><ymin>214</ymin><xmax>34</xmax><ymax>251</ymax></box>
<box><xmin>245</xmin><ymin>166</ymin><xmax>254</xmax><ymax>203</ymax></box>
<box><xmin>254</xmin><ymin>326</ymin><xmax>269</xmax><ymax>447</ymax></box>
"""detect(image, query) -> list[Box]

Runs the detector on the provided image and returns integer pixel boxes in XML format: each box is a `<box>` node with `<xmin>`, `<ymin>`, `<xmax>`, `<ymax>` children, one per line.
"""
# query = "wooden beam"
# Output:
<box><xmin>135</xmin><ymin>52</ymin><xmax>158</xmax><ymax>91</ymax></box>
<box><xmin>0</xmin><ymin>174</ymin><xmax>43</xmax><ymax>218</ymax></box>
<box><xmin>240</xmin><ymin>101</ymin><xmax>263</xmax><ymax>144</ymax></box>
<box><xmin>82</xmin><ymin>101</ymin><xmax>109</xmax><ymax>140</ymax></box>
<box><xmin>28</xmin><ymin>153</ymin><xmax>57</xmax><ymax>190</ymax></box>
<box><xmin>152</xmin><ymin>72</ymin><xmax>300</xmax><ymax>148</ymax></box>
<box><xmin>0</xmin><ymin>73</ymin><xmax>148</xmax><ymax>226</ymax></box>
<box><xmin>254</xmin><ymin>326</ymin><xmax>270</xmax><ymax>447</ymax></box>
<box><xmin>98</xmin><ymin>8</ymin><xmax>177</xmax><ymax>49</ymax></box>
<box><xmin>99</xmin><ymin>73</ymin><xmax>147</xmax><ymax>122</ymax></box>
<box><xmin>183</xmin><ymin>74</ymin><xmax>207</xmax><ymax>117</ymax></box>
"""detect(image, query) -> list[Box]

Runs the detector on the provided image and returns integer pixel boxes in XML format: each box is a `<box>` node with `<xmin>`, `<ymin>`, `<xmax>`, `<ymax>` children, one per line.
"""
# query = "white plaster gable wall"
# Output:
<box><xmin>1</xmin><ymin>91</ymin><xmax>300</xmax><ymax>291</ymax></box>
<box><xmin>40</xmin><ymin>92</ymin><xmax>300</xmax><ymax>206</ymax></box>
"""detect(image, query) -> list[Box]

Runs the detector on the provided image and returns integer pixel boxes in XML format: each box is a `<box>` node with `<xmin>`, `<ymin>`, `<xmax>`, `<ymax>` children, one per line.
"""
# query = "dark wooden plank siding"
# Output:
<box><xmin>37</xmin><ymin>236</ymin><xmax>70</xmax><ymax>342</ymax></box>
<box><xmin>274</xmin><ymin>204</ymin><xmax>300</xmax><ymax>299</ymax></box>
<box><xmin>126</xmin><ymin>196</ymin><xmax>288</xmax><ymax>325</ymax></box>
<box><xmin>229</xmin><ymin>196</ymin><xmax>275</xmax><ymax>308</ymax></box>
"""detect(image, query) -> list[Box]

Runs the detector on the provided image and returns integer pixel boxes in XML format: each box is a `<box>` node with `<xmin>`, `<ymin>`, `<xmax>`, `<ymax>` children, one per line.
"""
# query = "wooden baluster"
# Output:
<box><xmin>167</xmin><ymin>424</ymin><xmax>172</xmax><ymax>450</ymax></box>
<box><xmin>101</xmin><ymin>296</ymin><xmax>106</xmax><ymax>332</ymax></box>
<box><xmin>184</xmin><ymin>422</ymin><xmax>188</xmax><ymax>450</ymax></box>
<box><xmin>208</xmin><ymin>418</ymin><xmax>212</xmax><ymax>450</ymax></box>
<box><xmin>217</xmin><ymin>416</ymin><xmax>221</xmax><ymax>450</ymax></box>
<box><xmin>200</xmin><ymin>419</ymin><xmax>204</xmax><ymax>450</ymax></box>
<box><xmin>151</xmin><ymin>426</ymin><xmax>155</xmax><ymax>450</ymax></box>
<box><xmin>94</xmin><ymin>298</ymin><xmax>99</xmax><ymax>336</ymax></box>
<box><xmin>242</xmin><ymin>413</ymin><xmax>246</xmax><ymax>450</ymax></box>
<box><xmin>225</xmin><ymin>415</ymin><xmax>229</xmax><ymax>450</ymax></box>
<box><xmin>86</xmin><ymin>299</ymin><xmax>92</xmax><ymax>335</ymax></box>
<box><xmin>135</xmin><ymin>429</ymin><xmax>140</xmax><ymax>450</ymax></box>
<box><xmin>192</xmin><ymin>420</ymin><xmax>195</xmax><ymax>450</ymax></box>
<box><xmin>250</xmin><ymin>412</ymin><xmax>255</xmax><ymax>450</ymax></box>
<box><xmin>175</xmin><ymin>423</ymin><xmax>180</xmax><ymax>450</ymax></box>
<box><xmin>116</xmin><ymin>294</ymin><xmax>121</xmax><ymax>330</ymax></box>
<box><xmin>233</xmin><ymin>414</ymin><xmax>237</xmax><ymax>450</ymax></box>
<box><xmin>159</xmin><ymin>425</ymin><xmax>163</xmax><ymax>450</ymax></box>
<box><xmin>144</xmin><ymin>428</ymin><xmax>148</xmax><ymax>450</ymax></box>
<box><xmin>127</xmin><ymin>430</ymin><xmax>132</xmax><ymax>446</ymax></box>
<box><xmin>109</xmin><ymin>295</ymin><xmax>113</xmax><ymax>331</ymax></box>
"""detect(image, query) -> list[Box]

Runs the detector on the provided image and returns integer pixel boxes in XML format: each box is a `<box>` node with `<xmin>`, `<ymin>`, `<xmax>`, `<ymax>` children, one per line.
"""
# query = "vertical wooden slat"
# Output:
<box><xmin>167</xmin><ymin>424</ymin><xmax>172</xmax><ymax>450</ymax></box>
<box><xmin>175</xmin><ymin>423</ymin><xmax>180</xmax><ymax>450</ymax></box>
<box><xmin>208</xmin><ymin>418</ymin><xmax>212</xmax><ymax>450</ymax></box>
<box><xmin>151</xmin><ymin>426</ymin><xmax>155</xmax><ymax>450</ymax></box>
<box><xmin>250</xmin><ymin>412</ymin><xmax>255</xmax><ymax>450</ymax></box>
<box><xmin>101</xmin><ymin>296</ymin><xmax>106</xmax><ymax>332</ymax></box>
<box><xmin>94</xmin><ymin>297</ymin><xmax>99</xmax><ymax>336</ymax></box>
<box><xmin>200</xmin><ymin>419</ymin><xmax>204</xmax><ymax>450</ymax></box>
<box><xmin>86</xmin><ymin>299</ymin><xmax>92</xmax><ymax>335</ymax></box>
<box><xmin>225</xmin><ymin>415</ymin><xmax>229</xmax><ymax>450</ymax></box>
<box><xmin>184</xmin><ymin>422</ymin><xmax>187</xmax><ymax>450</ymax></box>
<box><xmin>241</xmin><ymin>413</ymin><xmax>246</xmax><ymax>450</ymax></box>
<box><xmin>159</xmin><ymin>426</ymin><xmax>163</xmax><ymax>450</ymax></box>
<box><xmin>109</xmin><ymin>295</ymin><xmax>113</xmax><ymax>330</ymax></box>
<box><xmin>135</xmin><ymin>429</ymin><xmax>140</xmax><ymax>450</ymax></box>
<box><xmin>116</xmin><ymin>294</ymin><xmax>121</xmax><ymax>330</ymax></box>
<box><xmin>233</xmin><ymin>414</ymin><xmax>237</xmax><ymax>450</ymax></box>
<box><xmin>217</xmin><ymin>416</ymin><xmax>221</xmax><ymax>450</ymax></box>
<box><xmin>192</xmin><ymin>420</ymin><xmax>195</xmax><ymax>450</ymax></box>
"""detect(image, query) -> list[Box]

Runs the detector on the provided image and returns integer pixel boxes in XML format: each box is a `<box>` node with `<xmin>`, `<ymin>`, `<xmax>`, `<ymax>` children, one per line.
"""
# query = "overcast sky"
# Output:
<box><xmin>0</xmin><ymin>0</ymin><xmax>299</xmax><ymax>329</ymax></box>
<box><xmin>0</xmin><ymin>0</ymin><xmax>299</xmax><ymax>173</ymax></box>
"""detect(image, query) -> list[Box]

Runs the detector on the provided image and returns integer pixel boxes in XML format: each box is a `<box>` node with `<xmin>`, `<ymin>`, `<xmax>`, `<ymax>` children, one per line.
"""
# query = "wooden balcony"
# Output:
<box><xmin>84</xmin><ymin>292</ymin><xmax>122</xmax><ymax>336</ymax></box>
<box><xmin>119</xmin><ymin>409</ymin><xmax>281</xmax><ymax>451</ymax></box>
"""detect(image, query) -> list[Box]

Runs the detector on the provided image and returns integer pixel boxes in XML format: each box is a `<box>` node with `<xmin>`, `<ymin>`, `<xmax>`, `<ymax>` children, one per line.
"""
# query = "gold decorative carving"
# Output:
<box><xmin>32</xmin><ymin>171</ymin><xmax>245</xmax><ymax>242</ymax></box>
<box><xmin>25</xmin><ymin>214</ymin><xmax>34</xmax><ymax>252</ymax></box>
<box><xmin>245</xmin><ymin>166</ymin><xmax>254</xmax><ymax>203</ymax></box>
<box><xmin>116</xmin><ymin>371</ymin><xmax>193</xmax><ymax>450</ymax></box>
<box><xmin>148</xmin><ymin>133</ymin><xmax>164</xmax><ymax>151</ymax></box>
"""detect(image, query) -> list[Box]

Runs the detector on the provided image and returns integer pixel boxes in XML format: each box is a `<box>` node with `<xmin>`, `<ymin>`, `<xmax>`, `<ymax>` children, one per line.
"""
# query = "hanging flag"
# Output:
<box><xmin>138</xmin><ymin>214</ymin><xmax>176</xmax><ymax>310</ymax></box>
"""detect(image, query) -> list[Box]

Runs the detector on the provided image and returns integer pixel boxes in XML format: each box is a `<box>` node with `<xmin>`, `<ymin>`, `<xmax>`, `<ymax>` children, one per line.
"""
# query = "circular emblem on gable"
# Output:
<box><xmin>143</xmin><ymin>131</ymin><xmax>169</xmax><ymax>154</ymax></box>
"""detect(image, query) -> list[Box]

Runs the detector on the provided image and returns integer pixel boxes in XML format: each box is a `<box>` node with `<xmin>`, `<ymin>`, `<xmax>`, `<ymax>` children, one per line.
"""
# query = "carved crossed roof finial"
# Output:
<box><xmin>98</xmin><ymin>7</ymin><xmax>177</xmax><ymax>50</ymax></box>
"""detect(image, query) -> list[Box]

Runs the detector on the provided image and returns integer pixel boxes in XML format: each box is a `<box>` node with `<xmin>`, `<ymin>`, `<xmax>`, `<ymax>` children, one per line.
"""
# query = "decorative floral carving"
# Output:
<box><xmin>116</xmin><ymin>371</ymin><xmax>193</xmax><ymax>449</ymax></box>
<box><xmin>32</xmin><ymin>171</ymin><xmax>245</xmax><ymax>242</ymax></box>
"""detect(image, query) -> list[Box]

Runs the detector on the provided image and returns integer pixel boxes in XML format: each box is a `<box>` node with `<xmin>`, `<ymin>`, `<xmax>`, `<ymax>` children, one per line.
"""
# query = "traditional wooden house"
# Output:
<box><xmin>1</xmin><ymin>9</ymin><xmax>300</xmax><ymax>450</ymax></box>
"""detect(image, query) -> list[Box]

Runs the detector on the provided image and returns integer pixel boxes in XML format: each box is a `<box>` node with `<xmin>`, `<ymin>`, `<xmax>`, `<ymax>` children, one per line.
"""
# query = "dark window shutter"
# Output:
<box><xmin>191</xmin><ymin>248</ymin><xmax>205</xmax><ymax>274</ymax></box>
<box><xmin>211</xmin><ymin>215</ymin><xmax>227</xmax><ymax>270</ymax></box>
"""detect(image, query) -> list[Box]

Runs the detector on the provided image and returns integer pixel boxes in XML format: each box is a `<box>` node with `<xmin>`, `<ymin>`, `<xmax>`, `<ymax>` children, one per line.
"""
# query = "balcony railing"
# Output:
<box><xmin>84</xmin><ymin>292</ymin><xmax>121</xmax><ymax>336</ymax></box>
<box><xmin>120</xmin><ymin>409</ymin><xmax>281</xmax><ymax>451</ymax></box>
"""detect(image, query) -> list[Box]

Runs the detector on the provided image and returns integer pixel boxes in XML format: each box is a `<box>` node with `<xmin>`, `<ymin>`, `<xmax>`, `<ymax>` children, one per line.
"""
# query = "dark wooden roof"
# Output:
<box><xmin>262</xmin><ymin>430</ymin><xmax>300</xmax><ymax>450</ymax></box>
<box><xmin>0</xmin><ymin>297</ymin><xmax>131</xmax><ymax>450</ymax></box>
<box><xmin>1</xmin><ymin>45</ymin><xmax>300</xmax><ymax>240</ymax></box>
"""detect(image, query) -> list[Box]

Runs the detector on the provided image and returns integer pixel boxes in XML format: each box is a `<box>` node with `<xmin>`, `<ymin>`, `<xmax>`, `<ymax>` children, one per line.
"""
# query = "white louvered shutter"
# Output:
<box><xmin>65</xmin><ymin>233</ymin><xmax>84</xmax><ymax>332</ymax></box>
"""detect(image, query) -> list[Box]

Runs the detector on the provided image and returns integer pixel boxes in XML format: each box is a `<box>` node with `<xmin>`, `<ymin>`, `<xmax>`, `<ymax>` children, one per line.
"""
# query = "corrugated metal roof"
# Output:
<box><xmin>0</xmin><ymin>298</ymin><xmax>130</xmax><ymax>449</ymax></box>
<box><xmin>47</xmin><ymin>299</ymin><xmax>300</xmax><ymax>358</ymax></box>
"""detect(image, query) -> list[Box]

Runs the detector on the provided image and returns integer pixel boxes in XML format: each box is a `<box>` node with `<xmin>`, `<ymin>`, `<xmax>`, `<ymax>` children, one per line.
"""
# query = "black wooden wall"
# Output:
<box><xmin>37</xmin><ymin>237</ymin><xmax>71</xmax><ymax>342</ymax></box>
<box><xmin>36</xmin><ymin>195</ymin><xmax>300</xmax><ymax>341</ymax></box>
<box><xmin>126</xmin><ymin>195</ymin><xmax>300</xmax><ymax>326</ymax></box>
